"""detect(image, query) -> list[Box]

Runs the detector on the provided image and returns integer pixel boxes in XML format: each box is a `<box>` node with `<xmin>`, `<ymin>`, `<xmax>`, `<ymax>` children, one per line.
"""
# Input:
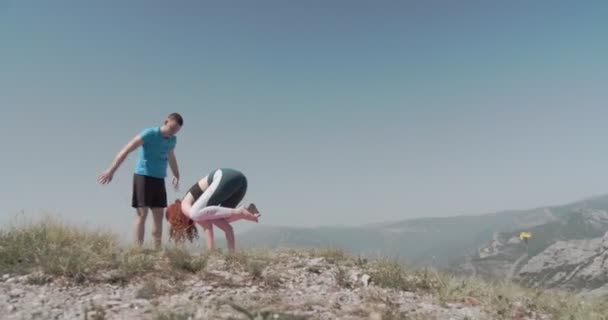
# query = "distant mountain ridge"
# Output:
<box><xmin>239</xmin><ymin>194</ymin><xmax>608</xmax><ymax>269</ymax></box>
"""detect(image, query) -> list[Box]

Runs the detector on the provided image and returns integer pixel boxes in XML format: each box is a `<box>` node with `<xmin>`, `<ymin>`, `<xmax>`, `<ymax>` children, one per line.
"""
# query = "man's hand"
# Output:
<box><xmin>172</xmin><ymin>176</ymin><xmax>180</xmax><ymax>191</ymax></box>
<box><xmin>98</xmin><ymin>135</ymin><xmax>143</xmax><ymax>186</ymax></box>
<box><xmin>97</xmin><ymin>169</ymin><xmax>114</xmax><ymax>185</ymax></box>
<box><xmin>168</xmin><ymin>149</ymin><xmax>179</xmax><ymax>191</ymax></box>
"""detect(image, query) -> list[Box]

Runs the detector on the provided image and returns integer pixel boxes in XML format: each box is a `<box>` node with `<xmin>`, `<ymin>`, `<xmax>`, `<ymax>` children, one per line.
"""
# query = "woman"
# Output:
<box><xmin>165</xmin><ymin>168</ymin><xmax>261</xmax><ymax>252</ymax></box>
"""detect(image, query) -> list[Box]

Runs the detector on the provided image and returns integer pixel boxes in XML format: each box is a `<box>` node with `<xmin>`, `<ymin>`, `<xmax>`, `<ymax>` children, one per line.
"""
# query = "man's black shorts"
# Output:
<box><xmin>132</xmin><ymin>174</ymin><xmax>167</xmax><ymax>208</ymax></box>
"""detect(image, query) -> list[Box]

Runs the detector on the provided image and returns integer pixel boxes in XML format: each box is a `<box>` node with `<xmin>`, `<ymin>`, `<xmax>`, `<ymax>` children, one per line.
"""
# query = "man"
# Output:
<box><xmin>98</xmin><ymin>113</ymin><xmax>183</xmax><ymax>249</ymax></box>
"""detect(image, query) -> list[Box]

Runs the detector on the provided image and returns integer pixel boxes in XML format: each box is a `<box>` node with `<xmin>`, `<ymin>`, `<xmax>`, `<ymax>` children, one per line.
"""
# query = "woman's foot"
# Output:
<box><xmin>246</xmin><ymin>203</ymin><xmax>261</xmax><ymax>222</ymax></box>
<box><xmin>226</xmin><ymin>206</ymin><xmax>260</xmax><ymax>223</ymax></box>
<box><xmin>247</xmin><ymin>203</ymin><xmax>260</xmax><ymax>215</ymax></box>
<box><xmin>240</xmin><ymin>209</ymin><xmax>260</xmax><ymax>222</ymax></box>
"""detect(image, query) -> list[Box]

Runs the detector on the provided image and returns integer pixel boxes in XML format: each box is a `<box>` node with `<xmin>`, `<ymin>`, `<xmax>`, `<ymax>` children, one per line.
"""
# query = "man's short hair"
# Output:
<box><xmin>168</xmin><ymin>112</ymin><xmax>183</xmax><ymax>126</ymax></box>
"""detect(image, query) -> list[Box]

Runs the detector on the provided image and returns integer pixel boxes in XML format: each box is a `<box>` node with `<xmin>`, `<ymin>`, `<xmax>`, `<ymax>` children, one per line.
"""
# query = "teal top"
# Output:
<box><xmin>134</xmin><ymin>127</ymin><xmax>177</xmax><ymax>178</ymax></box>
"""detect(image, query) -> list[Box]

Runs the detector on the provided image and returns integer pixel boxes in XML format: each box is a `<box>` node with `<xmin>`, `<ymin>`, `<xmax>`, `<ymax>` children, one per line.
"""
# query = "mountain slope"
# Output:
<box><xmin>516</xmin><ymin>230</ymin><xmax>608</xmax><ymax>296</ymax></box>
<box><xmin>449</xmin><ymin>204</ymin><xmax>608</xmax><ymax>280</ymax></box>
<box><xmin>239</xmin><ymin>195</ymin><xmax>608</xmax><ymax>267</ymax></box>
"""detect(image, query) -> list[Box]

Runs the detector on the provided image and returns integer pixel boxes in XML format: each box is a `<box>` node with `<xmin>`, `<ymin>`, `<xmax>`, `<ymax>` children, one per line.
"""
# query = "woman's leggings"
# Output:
<box><xmin>189</xmin><ymin>168</ymin><xmax>248</xmax><ymax>222</ymax></box>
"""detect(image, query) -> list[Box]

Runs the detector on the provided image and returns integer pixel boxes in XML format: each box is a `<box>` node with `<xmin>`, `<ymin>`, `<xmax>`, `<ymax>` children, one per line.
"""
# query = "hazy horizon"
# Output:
<box><xmin>2</xmin><ymin>1</ymin><xmax>608</xmax><ymax>243</ymax></box>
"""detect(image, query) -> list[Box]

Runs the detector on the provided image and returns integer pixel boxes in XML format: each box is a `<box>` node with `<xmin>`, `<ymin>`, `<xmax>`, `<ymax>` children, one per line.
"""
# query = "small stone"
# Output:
<box><xmin>105</xmin><ymin>300</ymin><xmax>122</xmax><ymax>307</ymax></box>
<box><xmin>132</xmin><ymin>298</ymin><xmax>152</xmax><ymax>310</ymax></box>
<box><xmin>10</xmin><ymin>288</ymin><xmax>25</xmax><ymax>298</ymax></box>
<box><xmin>2</xmin><ymin>274</ymin><xmax>10</xmax><ymax>281</ymax></box>
<box><xmin>308</xmin><ymin>257</ymin><xmax>325</xmax><ymax>266</ymax></box>
<box><xmin>369</xmin><ymin>312</ymin><xmax>382</xmax><ymax>320</ymax></box>
<box><xmin>91</xmin><ymin>294</ymin><xmax>105</xmax><ymax>302</ymax></box>
<box><xmin>361</xmin><ymin>274</ymin><xmax>371</xmax><ymax>286</ymax></box>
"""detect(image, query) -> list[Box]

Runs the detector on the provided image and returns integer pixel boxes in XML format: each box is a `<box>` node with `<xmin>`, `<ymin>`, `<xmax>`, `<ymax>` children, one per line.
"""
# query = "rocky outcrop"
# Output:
<box><xmin>516</xmin><ymin>231</ymin><xmax>608</xmax><ymax>294</ymax></box>
<box><xmin>450</xmin><ymin>207</ymin><xmax>608</xmax><ymax>285</ymax></box>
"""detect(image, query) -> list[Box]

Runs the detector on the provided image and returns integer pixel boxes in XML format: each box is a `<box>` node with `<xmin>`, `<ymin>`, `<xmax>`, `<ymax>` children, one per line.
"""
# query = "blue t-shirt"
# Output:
<box><xmin>134</xmin><ymin>127</ymin><xmax>177</xmax><ymax>179</ymax></box>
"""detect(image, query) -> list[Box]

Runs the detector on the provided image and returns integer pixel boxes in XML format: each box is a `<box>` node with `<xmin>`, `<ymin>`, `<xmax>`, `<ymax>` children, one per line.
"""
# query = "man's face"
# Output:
<box><xmin>164</xmin><ymin>119</ymin><xmax>182</xmax><ymax>136</ymax></box>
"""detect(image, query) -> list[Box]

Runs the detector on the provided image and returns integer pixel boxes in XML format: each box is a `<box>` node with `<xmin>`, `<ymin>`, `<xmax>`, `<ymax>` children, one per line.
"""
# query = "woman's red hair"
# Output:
<box><xmin>166</xmin><ymin>199</ymin><xmax>199</xmax><ymax>243</ymax></box>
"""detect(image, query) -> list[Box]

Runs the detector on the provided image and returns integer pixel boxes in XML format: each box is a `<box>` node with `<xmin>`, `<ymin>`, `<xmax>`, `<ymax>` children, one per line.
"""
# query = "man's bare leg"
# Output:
<box><xmin>134</xmin><ymin>207</ymin><xmax>149</xmax><ymax>247</ymax></box>
<box><xmin>151</xmin><ymin>207</ymin><xmax>164</xmax><ymax>250</ymax></box>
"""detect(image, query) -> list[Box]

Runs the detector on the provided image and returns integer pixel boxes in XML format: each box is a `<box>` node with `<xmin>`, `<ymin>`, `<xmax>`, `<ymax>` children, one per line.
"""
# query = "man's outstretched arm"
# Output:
<box><xmin>98</xmin><ymin>135</ymin><xmax>143</xmax><ymax>184</ymax></box>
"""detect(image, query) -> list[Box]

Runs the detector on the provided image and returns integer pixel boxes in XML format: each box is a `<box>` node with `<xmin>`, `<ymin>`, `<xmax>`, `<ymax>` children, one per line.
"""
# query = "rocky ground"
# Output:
<box><xmin>0</xmin><ymin>249</ymin><xmax>520</xmax><ymax>320</ymax></box>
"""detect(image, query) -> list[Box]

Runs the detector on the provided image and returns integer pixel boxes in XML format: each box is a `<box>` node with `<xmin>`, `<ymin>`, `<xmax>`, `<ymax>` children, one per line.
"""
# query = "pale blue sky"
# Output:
<box><xmin>1</xmin><ymin>0</ymin><xmax>607</xmax><ymax>241</ymax></box>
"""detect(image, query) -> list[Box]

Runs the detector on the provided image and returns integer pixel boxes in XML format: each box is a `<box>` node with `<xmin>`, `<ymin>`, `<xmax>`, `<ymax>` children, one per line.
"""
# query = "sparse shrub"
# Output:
<box><xmin>247</xmin><ymin>259</ymin><xmax>267</xmax><ymax>279</ymax></box>
<box><xmin>370</xmin><ymin>310</ymin><xmax>432</xmax><ymax>320</ymax></box>
<box><xmin>223</xmin><ymin>249</ymin><xmax>273</xmax><ymax>280</ymax></box>
<box><xmin>262</xmin><ymin>273</ymin><xmax>282</xmax><ymax>289</ymax></box>
<box><xmin>368</xmin><ymin>258</ymin><xmax>445</xmax><ymax>294</ymax></box>
<box><xmin>306</xmin><ymin>265</ymin><xmax>322</xmax><ymax>274</ymax></box>
<box><xmin>153</xmin><ymin>310</ymin><xmax>194</xmax><ymax>320</ymax></box>
<box><xmin>355</xmin><ymin>254</ymin><xmax>368</xmax><ymax>267</ymax></box>
<box><xmin>312</xmin><ymin>246</ymin><xmax>348</xmax><ymax>264</ymax></box>
<box><xmin>136</xmin><ymin>280</ymin><xmax>161</xmax><ymax>299</ymax></box>
<box><xmin>164</xmin><ymin>247</ymin><xmax>207</xmax><ymax>274</ymax></box>
<box><xmin>333</xmin><ymin>265</ymin><xmax>350</xmax><ymax>288</ymax></box>
<box><xmin>224</xmin><ymin>301</ymin><xmax>308</xmax><ymax>320</ymax></box>
<box><xmin>117</xmin><ymin>250</ymin><xmax>157</xmax><ymax>276</ymax></box>
<box><xmin>224</xmin><ymin>250</ymin><xmax>251</xmax><ymax>270</ymax></box>
<box><xmin>25</xmin><ymin>270</ymin><xmax>53</xmax><ymax>285</ymax></box>
<box><xmin>83</xmin><ymin>300</ymin><xmax>107</xmax><ymax>320</ymax></box>
<box><xmin>367</xmin><ymin>258</ymin><xmax>409</xmax><ymax>290</ymax></box>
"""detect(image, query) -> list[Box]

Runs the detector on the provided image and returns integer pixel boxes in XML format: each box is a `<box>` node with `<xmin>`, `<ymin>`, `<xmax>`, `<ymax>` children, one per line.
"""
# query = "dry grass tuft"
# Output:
<box><xmin>0</xmin><ymin>215</ymin><xmax>121</xmax><ymax>278</ymax></box>
<box><xmin>309</xmin><ymin>246</ymin><xmax>349</xmax><ymax>264</ymax></box>
<box><xmin>152</xmin><ymin>309</ymin><xmax>194</xmax><ymax>320</ymax></box>
<box><xmin>1</xmin><ymin>216</ymin><xmax>210</xmax><ymax>284</ymax></box>
<box><xmin>163</xmin><ymin>247</ymin><xmax>208</xmax><ymax>274</ymax></box>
